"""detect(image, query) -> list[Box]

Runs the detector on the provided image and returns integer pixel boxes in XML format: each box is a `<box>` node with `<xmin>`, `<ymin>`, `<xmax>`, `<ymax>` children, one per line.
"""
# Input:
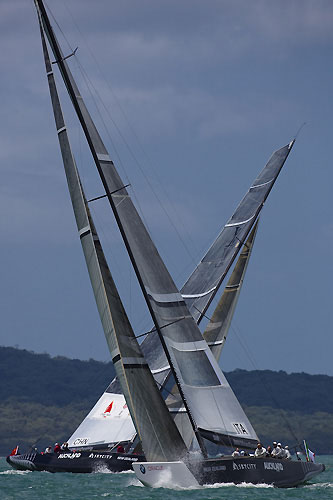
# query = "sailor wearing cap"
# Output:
<box><xmin>254</xmin><ymin>443</ymin><xmax>266</xmax><ymax>458</ymax></box>
<box><xmin>271</xmin><ymin>441</ymin><xmax>281</xmax><ymax>457</ymax></box>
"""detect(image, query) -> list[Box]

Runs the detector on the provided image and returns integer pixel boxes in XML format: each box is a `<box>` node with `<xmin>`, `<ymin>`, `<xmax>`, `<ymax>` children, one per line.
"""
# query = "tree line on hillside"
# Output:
<box><xmin>2</xmin><ymin>401</ymin><xmax>332</xmax><ymax>456</ymax></box>
<box><xmin>1</xmin><ymin>346</ymin><xmax>332</xmax><ymax>456</ymax></box>
<box><xmin>1</xmin><ymin>346</ymin><xmax>332</xmax><ymax>413</ymax></box>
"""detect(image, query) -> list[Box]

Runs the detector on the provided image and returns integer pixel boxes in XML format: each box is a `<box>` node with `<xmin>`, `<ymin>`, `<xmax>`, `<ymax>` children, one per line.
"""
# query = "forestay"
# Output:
<box><xmin>37</xmin><ymin>7</ymin><xmax>187</xmax><ymax>462</ymax></box>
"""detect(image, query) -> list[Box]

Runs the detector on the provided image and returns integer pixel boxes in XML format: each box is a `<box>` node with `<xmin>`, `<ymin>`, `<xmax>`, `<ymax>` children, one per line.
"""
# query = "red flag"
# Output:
<box><xmin>104</xmin><ymin>401</ymin><xmax>113</xmax><ymax>414</ymax></box>
<box><xmin>9</xmin><ymin>445</ymin><xmax>19</xmax><ymax>456</ymax></box>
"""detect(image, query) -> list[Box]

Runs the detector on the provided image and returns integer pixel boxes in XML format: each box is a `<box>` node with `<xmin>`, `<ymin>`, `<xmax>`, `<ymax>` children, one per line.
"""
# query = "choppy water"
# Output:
<box><xmin>1</xmin><ymin>456</ymin><xmax>332</xmax><ymax>500</ymax></box>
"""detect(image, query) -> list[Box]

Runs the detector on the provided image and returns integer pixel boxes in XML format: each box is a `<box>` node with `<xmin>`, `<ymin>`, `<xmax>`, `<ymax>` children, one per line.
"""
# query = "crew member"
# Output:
<box><xmin>284</xmin><ymin>445</ymin><xmax>291</xmax><ymax>460</ymax></box>
<box><xmin>232</xmin><ymin>448</ymin><xmax>240</xmax><ymax>457</ymax></box>
<box><xmin>54</xmin><ymin>443</ymin><xmax>61</xmax><ymax>453</ymax></box>
<box><xmin>277</xmin><ymin>442</ymin><xmax>286</xmax><ymax>458</ymax></box>
<box><xmin>254</xmin><ymin>443</ymin><xmax>266</xmax><ymax>458</ymax></box>
<box><xmin>271</xmin><ymin>441</ymin><xmax>281</xmax><ymax>457</ymax></box>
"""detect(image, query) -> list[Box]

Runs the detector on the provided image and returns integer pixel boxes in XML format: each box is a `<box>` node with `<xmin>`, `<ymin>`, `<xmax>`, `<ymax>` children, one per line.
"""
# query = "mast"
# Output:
<box><xmin>34</xmin><ymin>0</ymin><xmax>207</xmax><ymax>454</ymax></box>
<box><xmin>35</xmin><ymin>0</ymin><xmax>294</xmax><ymax>454</ymax></box>
<box><xmin>35</xmin><ymin>6</ymin><xmax>187</xmax><ymax>462</ymax></box>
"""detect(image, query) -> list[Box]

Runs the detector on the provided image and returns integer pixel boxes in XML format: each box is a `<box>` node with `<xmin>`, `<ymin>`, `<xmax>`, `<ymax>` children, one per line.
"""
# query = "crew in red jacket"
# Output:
<box><xmin>54</xmin><ymin>443</ymin><xmax>61</xmax><ymax>453</ymax></box>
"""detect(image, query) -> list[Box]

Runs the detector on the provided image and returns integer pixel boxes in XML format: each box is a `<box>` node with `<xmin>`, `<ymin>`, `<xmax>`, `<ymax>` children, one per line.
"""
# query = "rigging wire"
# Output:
<box><xmin>44</xmin><ymin>1</ymin><xmax>233</xmax><ymax>337</ymax></box>
<box><xmin>45</xmin><ymin>3</ymin><xmax>151</xmax><ymax>232</ymax></box>
<box><xmin>225</xmin><ymin>318</ymin><xmax>301</xmax><ymax>444</ymax></box>
<box><xmin>78</xmin><ymin>59</ymin><xmax>197</xmax><ymax>267</ymax></box>
<box><xmin>49</xmin><ymin>0</ymin><xmax>198</xmax><ymax>269</ymax></box>
<box><xmin>44</xmin><ymin>3</ymin><xmax>161</xmax><ymax>331</ymax></box>
<box><xmin>63</xmin><ymin>0</ymin><xmax>200</xmax><ymax>264</ymax></box>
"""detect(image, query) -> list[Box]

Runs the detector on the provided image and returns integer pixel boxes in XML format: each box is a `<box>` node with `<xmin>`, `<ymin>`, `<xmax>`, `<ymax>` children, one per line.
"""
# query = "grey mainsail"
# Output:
<box><xmin>137</xmin><ymin>144</ymin><xmax>293</xmax><ymax>394</ymax></box>
<box><xmin>203</xmin><ymin>220</ymin><xmax>259</xmax><ymax>360</ymax></box>
<box><xmin>154</xmin><ymin>220</ymin><xmax>260</xmax><ymax>448</ymax></box>
<box><xmin>36</xmin><ymin>0</ymin><xmax>262</xmax><ymax>451</ymax></box>
<box><xmin>36</xmin><ymin>7</ymin><xmax>187</xmax><ymax>462</ymax></box>
<box><xmin>181</xmin><ymin>143</ymin><xmax>294</xmax><ymax>324</ymax></box>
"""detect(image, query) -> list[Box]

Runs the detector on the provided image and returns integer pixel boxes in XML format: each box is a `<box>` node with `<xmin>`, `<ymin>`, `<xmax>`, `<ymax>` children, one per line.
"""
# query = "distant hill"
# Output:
<box><xmin>1</xmin><ymin>346</ymin><xmax>332</xmax><ymax>455</ymax></box>
<box><xmin>0</xmin><ymin>346</ymin><xmax>114</xmax><ymax>407</ymax></box>
<box><xmin>1</xmin><ymin>346</ymin><xmax>331</xmax><ymax>413</ymax></box>
<box><xmin>226</xmin><ymin>369</ymin><xmax>333</xmax><ymax>414</ymax></box>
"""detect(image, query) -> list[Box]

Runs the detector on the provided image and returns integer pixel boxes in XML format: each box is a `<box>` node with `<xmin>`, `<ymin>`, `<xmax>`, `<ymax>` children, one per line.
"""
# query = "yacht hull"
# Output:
<box><xmin>6</xmin><ymin>450</ymin><xmax>145</xmax><ymax>473</ymax></box>
<box><xmin>133</xmin><ymin>456</ymin><xmax>325</xmax><ymax>488</ymax></box>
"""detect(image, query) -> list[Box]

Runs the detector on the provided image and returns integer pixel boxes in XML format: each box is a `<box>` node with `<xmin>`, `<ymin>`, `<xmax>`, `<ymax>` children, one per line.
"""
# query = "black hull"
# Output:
<box><xmin>133</xmin><ymin>456</ymin><xmax>325</xmax><ymax>488</ymax></box>
<box><xmin>190</xmin><ymin>456</ymin><xmax>325</xmax><ymax>488</ymax></box>
<box><xmin>6</xmin><ymin>450</ymin><xmax>145</xmax><ymax>473</ymax></box>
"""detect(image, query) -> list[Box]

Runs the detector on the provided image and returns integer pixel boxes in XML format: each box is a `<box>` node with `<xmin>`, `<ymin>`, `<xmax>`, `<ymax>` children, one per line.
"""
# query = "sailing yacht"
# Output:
<box><xmin>7</xmin><ymin>0</ymin><xmax>325</xmax><ymax>486</ymax></box>
<box><xmin>67</xmin><ymin>222</ymin><xmax>259</xmax><ymax>454</ymax></box>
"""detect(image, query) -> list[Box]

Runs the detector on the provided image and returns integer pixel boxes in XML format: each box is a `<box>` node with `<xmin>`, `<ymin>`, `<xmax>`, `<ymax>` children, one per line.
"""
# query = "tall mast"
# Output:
<box><xmin>34</xmin><ymin>0</ymin><xmax>207</xmax><ymax>454</ymax></box>
<box><xmin>35</xmin><ymin>5</ymin><xmax>187</xmax><ymax>462</ymax></box>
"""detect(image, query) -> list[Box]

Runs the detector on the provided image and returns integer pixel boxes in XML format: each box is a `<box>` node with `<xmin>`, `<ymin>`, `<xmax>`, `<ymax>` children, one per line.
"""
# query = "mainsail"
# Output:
<box><xmin>36</xmin><ymin>0</ymin><xmax>263</xmax><ymax>452</ymax></box>
<box><xmin>181</xmin><ymin>143</ymin><xmax>294</xmax><ymax>324</ymax></box>
<box><xmin>203</xmin><ymin>220</ymin><xmax>259</xmax><ymax>360</ymax></box>
<box><xmin>130</xmin><ymin>142</ymin><xmax>294</xmax><ymax>402</ymax></box>
<box><xmin>36</xmin><ymin>8</ymin><xmax>187</xmax><ymax>462</ymax></box>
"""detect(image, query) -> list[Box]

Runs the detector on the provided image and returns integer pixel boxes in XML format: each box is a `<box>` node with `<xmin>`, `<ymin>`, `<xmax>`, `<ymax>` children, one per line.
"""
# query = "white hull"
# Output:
<box><xmin>133</xmin><ymin>461</ymin><xmax>199</xmax><ymax>488</ymax></box>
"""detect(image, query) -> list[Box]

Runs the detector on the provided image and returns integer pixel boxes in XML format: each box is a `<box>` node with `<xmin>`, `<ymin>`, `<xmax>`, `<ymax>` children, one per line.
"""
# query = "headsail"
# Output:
<box><xmin>68</xmin><ymin>392</ymin><xmax>136</xmax><ymax>450</ymax></box>
<box><xmin>36</xmin><ymin>0</ymin><xmax>265</xmax><ymax>452</ymax></box>
<box><xmin>203</xmin><ymin>220</ymin><xmax>259</xmax><ymax>360</ymax></box>
<box><xmin>36</xmin><ymin>7</ymin><xmax>187</xmax><ymax>462</ymax></box>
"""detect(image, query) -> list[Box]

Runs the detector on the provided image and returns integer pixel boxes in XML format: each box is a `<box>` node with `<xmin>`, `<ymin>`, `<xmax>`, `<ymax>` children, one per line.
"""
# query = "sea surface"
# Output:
<box><xmin>1</xmin><ymin>455</ymin><xmax>333</xmax><ymax>500</ymax></box>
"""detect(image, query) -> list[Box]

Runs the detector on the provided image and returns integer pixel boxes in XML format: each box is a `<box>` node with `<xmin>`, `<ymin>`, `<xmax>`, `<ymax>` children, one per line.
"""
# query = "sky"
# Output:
<box><xmin>0</xmin><ymin>0</ymin><xmax>332</xmax><ymax>376</ymax></box>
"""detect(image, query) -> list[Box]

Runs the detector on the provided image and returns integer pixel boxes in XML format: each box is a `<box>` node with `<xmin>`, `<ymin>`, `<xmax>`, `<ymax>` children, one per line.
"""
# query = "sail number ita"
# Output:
<box><xmin>232</xmin><ymin>423</ymin><xmax>249</xmax><ymax>434</ymax></box>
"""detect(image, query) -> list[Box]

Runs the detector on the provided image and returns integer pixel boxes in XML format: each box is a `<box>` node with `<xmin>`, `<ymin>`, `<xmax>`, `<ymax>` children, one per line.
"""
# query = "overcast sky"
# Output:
<box><xmin>1</xmin><ymin>0</ymin><xmax>332</xmax><ymax>376</ymax></box>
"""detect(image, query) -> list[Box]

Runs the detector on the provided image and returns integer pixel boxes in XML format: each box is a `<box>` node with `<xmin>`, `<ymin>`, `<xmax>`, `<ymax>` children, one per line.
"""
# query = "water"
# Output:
<box><xmin>1</xmin><ymin>456</ymin><xmax>332</xmax><ymax>500</ymax></box>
